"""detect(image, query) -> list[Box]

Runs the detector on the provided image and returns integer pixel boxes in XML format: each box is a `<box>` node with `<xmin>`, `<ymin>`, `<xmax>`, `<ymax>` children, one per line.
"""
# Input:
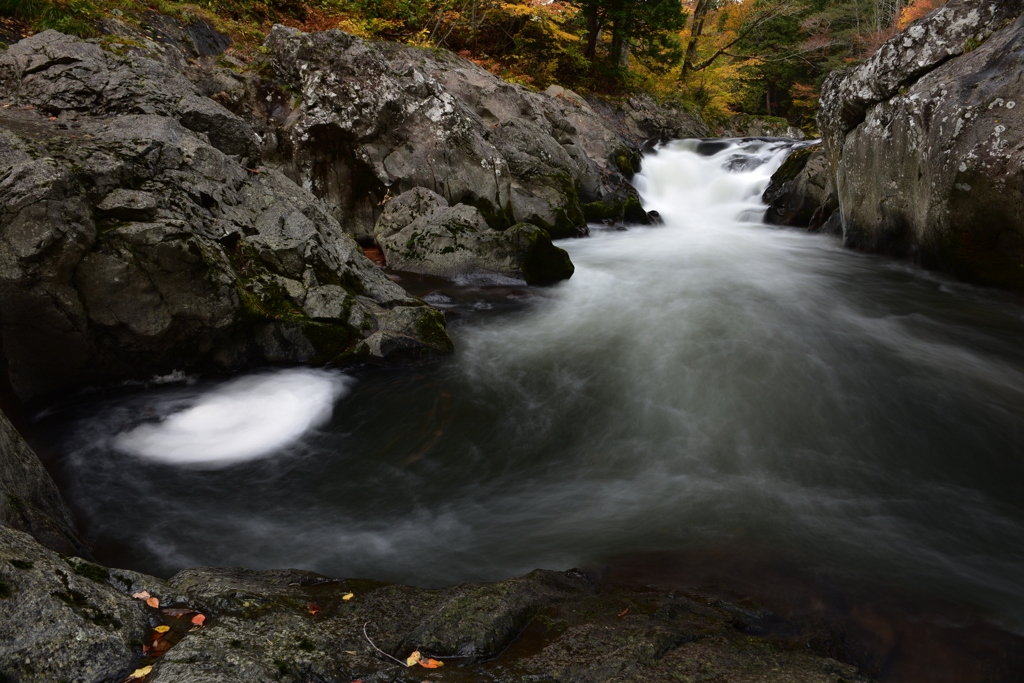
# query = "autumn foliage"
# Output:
<box><xmin>0</xmin><ymin>0</ymin><xmax>947</xmax><ymax>128</ymax></box>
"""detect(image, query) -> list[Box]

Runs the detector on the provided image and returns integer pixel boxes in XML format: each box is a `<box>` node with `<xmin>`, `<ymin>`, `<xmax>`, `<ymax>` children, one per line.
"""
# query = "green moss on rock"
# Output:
<box><xmin>303</xmin><ymin>322</ymin><xmax>359</xmax><ymax>363</ymax></box>
<box><xmin>515</xmin><ymin>224</ymin><xmax>574</xmax><ymax>286</ymax></box>
<box><xmin>416</xmin><ymin>308</ymin><xmax>454</xmax><ymax>353</ymax></box>
<box><xmin>772</xmin><ymin>147</ymin><xmax>814</xmax><ymax>185</ymax></box>
<box><xmin>71</xmin><ymin>560</ymin><xmax>110</xmax><ymax>584</ymax></box>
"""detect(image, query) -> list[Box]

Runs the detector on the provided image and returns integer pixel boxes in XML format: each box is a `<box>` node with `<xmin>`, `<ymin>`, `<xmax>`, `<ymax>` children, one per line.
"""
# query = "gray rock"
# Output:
<box><xmin>252</xmin><ymin>27</ymin><xmax>705</xmax><ymax>242</ymax></box>
<box><xmin>0</xmin><ymin>409</ymin><xmax>83</xmax><ymax>556</ymax></box>
<box><xmin>375</xmin><ymin>188</ymin><xmax>574</xmax><ymax>285</ymax></box>
<box><xmin>0</xmin><ymin>524</ymin><xmax>172</xmax><ymax>683</ymax></box>
<box><xmin>763</xmin><ymin>147</ymin><xmax>837</xmax><ymax>229</ymax></box>
<box><xmin>818</xmin><ymin>0</ymin><xmax>1024</xmax><ymax>288</ymax></box>
<box><xmin>721</xmin><ymin>114</ymin><xmax>806</xmax><ymax>140</ymax></box>
<box><xmin>0</xmin><ymin>32</ymin><xmax>453</xmax><ymax>401</ymax></box>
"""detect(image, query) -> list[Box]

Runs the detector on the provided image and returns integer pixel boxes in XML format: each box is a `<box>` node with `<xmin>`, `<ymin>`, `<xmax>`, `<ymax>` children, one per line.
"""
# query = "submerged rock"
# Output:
<box><xmin>0</xmin><ymin>31</ymin><xmax>452</xmax><ymax>402</ymax></box>
<box><xmin>818</xmin><ymin>0</ymin><xmax>1024</xmax><ymax>289</ymax></box>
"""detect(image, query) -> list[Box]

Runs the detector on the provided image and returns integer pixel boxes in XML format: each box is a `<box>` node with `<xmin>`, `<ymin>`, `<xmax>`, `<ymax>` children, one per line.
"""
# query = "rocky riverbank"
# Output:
<box><xmin>763</xmin><ymin>0</ymin><xmax>1024</xmax><ymax>291</ymax></box>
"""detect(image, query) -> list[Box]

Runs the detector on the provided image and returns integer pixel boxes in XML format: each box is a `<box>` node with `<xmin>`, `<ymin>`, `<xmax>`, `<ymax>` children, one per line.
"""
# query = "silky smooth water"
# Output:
<box><xmin>38</xmin><ymin>139</ymin><xmax>1024</xmax><ymax>635</ymax></box>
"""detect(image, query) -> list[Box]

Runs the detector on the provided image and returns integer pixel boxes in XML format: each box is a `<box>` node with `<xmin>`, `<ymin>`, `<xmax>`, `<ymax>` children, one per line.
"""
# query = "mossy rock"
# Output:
<box><xmin>416</xmin><ymin>308</ymin><xmax>454</xmax><ymax>353</ymax></box>
<box><xmin>583</xmin><ymin>192</ymin><xmax>650</xmax><ymax>226</ymax></box>
<box><xmin>513</xmin><ymin>224</ymin><xmax>574</xmax><ymax>286</ymax></box>
<box><xmin>303</xmin><ymin>321</ymin><xmax>360</xmax><ymax>363</ymax></box>
<box><xmin>771</xmin><ymin>147</ymin><xmax>814</xmax><ymax>185</ymax></box>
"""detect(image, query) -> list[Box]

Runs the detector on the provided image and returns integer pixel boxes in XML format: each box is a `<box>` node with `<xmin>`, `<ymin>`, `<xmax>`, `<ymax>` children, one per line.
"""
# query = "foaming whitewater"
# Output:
<box><xmin>40</xmin><ymin>139</ymin><xmax>1024</xmax><ymax>638</ymax></box>
<box><xmin>112</xmin><ymin>368</ymin><xmax>351</xmax><ymax>466</ymax></box>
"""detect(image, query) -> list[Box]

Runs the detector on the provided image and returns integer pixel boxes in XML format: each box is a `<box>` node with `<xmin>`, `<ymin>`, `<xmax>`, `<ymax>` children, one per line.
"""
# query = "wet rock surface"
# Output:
<box><xmin>763</xmin><ymin>147</ymin><xmax>839</xmax><ymax>232</ymax></box>
<box><xmin>142</xmin><ymin>565</ymin><xmax>869</xmax><ymax>683</ymax></box>
<box><xmin>818</xmin><ymin>0</ymin><xmax>1024</xmax><ymax>289</ymax></box>
<box><xmin>0</xmin><ymin>30</ymin><xmax>452</xmax><ymax>402</ymax></box>
<box><xmin>0</xmin><ymin>522</ymin><xmax>178</xmax><ymax>683</ymax></box>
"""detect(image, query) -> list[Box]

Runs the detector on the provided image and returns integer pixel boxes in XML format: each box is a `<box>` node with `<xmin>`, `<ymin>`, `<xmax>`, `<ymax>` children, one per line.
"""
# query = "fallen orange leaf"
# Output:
<box><xmin>307</xmin><ymin>601</ymin><xmax>320</xmax><ymax>616</ymax></box>
<box><xmin>146</xmin><ymin>597</ymin><xmax>160</xmax><ymax>608</ymax></box>
<box><xmin>405</xmin><ymin>650</ymin><xmax>422</xmax><ymax>667</ymax></box>
<box><xmin>150</xmin><ymin>639</ymin><xmax>171</xmax><ymax>656</ymax></box>
<box><xmin>617</xmin><ymin>608</ymin><xmax>629</xmax><ymax>617</ymax></box>
<box><xmin>419</xmin><ymin>658</ymin><xmax>444</xmax><ymax>668</ymax></box>
<box><xmin>191</xmin><ymin>613</ymin><xmax>206</xmax><ymax>626</ymax></box>
<box><xmin>132</xmin><ymin>591</ymin><xmax>151</xmax><ymax>600</ymax></box>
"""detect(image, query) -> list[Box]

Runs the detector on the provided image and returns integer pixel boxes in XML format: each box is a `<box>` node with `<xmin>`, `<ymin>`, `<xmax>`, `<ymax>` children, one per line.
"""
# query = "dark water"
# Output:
<box><xmin>36</xmin><ymin>140</ymin><xmax>1024</xmax><ymax>647</ymax></box>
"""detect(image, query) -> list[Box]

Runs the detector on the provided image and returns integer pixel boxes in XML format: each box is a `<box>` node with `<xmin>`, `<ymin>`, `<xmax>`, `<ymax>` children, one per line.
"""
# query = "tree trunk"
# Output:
<box><xmin>584</xmin><ymin>2</ymin><xmax>601</xmax><ymax>60</ymax></box>
<box><xmin>681</xmin><ymin>0</ymin><xmax>714</xmax><ymax>78</ymax></box>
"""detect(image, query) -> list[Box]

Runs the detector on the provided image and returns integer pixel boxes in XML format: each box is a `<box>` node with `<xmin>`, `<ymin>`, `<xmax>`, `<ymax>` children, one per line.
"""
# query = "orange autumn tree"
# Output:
<box><xmin>897</xmin><ymin>0</ymin><xmax>946</xmax><ymax>27</ymax></box>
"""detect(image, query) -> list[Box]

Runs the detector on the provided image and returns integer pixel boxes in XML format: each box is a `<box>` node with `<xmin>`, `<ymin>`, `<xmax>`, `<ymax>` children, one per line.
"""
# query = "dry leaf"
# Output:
<box><xmin>154</xmin><ymin>625</ymin><xmax>170</xmax><ymax>634</ymax></box>
<box><xmin>617</xmin><ymin>608</ymin><xmax>629</xmax><ymax>617</ymax></box>
<box><xmin>132</xmin><ymin>591</ymin><xmax>151</xmax><ymax>599</ymax></box>
<box><xmin>345</xmin><ymin>650</ymin><xmax>357</xmax><ymax>655</ymax></box>
<box><xmin>47</xmin><ymin>116</ymin><xmax>57</xmax><ymax>120</ymax></box>
<box><xmin>146</xmin><ymin>597</ymin><xmax>160</xmax><ymax>608</ymax></box>
<box><xmin>126</xmin><ymin>665</ymin><xmax>152</xmax><ymax>680</ymax></box>
<box><xmin>419</xmin><ymin>658</ymin><xmax>444</xmax><ymax>668</ymax></box>
<box><xmin>191</xmin><ymin>613</ymin><xmax>206</xmax><ymax>626</ymax></box>
<box><xmin>307</xmin><ymin>601</ymin><xmax>320</xmax><ymax>616</ymax></box>
<box><xmin>342</xmin><ymin>593</ymin><xmax>354</xmax><ymax>600</ymax></box>
<box><xmin>150</xmin><ymin>639</ymin><xmax>171</xmax><ymax>656</ymax></box>
<box><xmin>406</xmin><ymin>650</ymin><xmax>422</xmax><ymax>667</ymax></box>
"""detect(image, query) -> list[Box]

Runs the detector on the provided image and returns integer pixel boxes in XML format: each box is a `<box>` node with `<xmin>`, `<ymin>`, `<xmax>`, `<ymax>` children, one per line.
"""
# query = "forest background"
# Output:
<box><xmin>1</xmin><ymin>0</ymin><xmax>946</xmax><ymax>132</ymax></box>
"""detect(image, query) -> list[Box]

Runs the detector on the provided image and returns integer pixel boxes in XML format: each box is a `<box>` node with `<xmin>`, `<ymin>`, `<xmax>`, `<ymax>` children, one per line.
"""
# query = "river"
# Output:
<box><xmin>36</xmin><ymin>138</ymin><xmax>1024</xmax><ymax>640</ymax></box>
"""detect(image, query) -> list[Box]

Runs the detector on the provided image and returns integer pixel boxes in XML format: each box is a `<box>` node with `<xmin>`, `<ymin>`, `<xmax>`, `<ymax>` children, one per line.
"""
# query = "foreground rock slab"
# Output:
<box><xmin>141</xmin><ymin>565</ymin><xmax>868</xmax><ymax>683</ymax></box>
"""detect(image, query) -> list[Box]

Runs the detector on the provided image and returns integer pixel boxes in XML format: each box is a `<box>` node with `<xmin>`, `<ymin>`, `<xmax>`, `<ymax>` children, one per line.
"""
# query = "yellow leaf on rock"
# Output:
<box><xmin>406</xmin><ymin>650</ymin><xmax>422</xmax><ymax>667</ymax></box>
<box><xmin>342</xmin><ymin>593</ymin><xmax>354</xmax><ymax>600</ymax></box>
<box><xmin>127</xmin><ymin>665</ymin><xmax>153</xmax><ymax>680</ymax></box>
<box><xmin>154</xmin><ymin>625</ymin><xmax>170</xmax><ymax>634</ymax></box>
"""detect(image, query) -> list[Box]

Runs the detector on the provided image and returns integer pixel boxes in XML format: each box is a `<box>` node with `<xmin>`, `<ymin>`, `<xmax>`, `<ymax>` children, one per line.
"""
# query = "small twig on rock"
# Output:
<box><xmin>362</xmin><ymin>621</ymin><xmax>406</xmax><ymax>667</ymax></box>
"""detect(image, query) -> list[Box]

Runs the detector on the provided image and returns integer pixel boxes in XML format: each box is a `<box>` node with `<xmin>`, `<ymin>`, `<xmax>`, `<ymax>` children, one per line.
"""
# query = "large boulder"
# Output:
<box><xmin>239</xmin><ymin>27</ymin><xmax>694</xmax><ymax>241</ymax></box>
<box><xmin>374</xmin><ymin>188</ymin><xmax>574</xmax><ymax>285</ymax></box>
<box><xmin>0</xmin><ymin>31</ymin><xmax>452</xmax><ymax>402</ymax></box>
<box><xmin>818</xmin><ymin>0</ymin><xmax>1024</xmax><ymax>289</ymax></box>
